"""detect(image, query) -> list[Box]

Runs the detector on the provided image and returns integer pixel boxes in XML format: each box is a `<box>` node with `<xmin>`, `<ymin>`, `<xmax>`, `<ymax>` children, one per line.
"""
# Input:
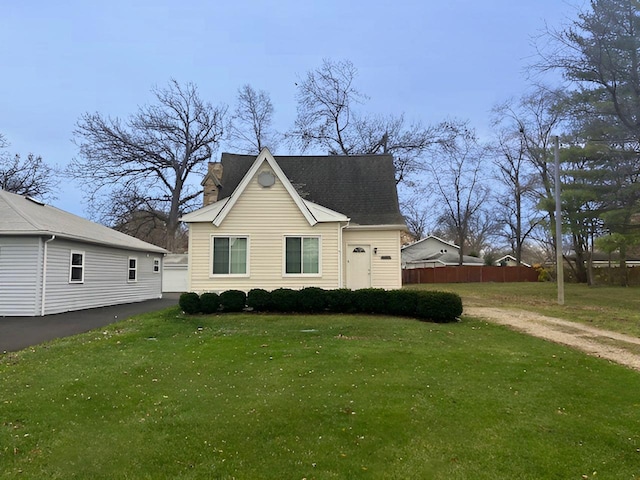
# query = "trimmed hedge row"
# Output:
<box><xmin>179</xmin><ymin>288</ymin><xmax>462</xmax><ymax>323</ymax></box>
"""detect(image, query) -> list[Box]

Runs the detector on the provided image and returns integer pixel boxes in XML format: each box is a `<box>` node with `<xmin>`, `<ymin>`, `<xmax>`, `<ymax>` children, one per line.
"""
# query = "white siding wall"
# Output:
<box><xmin>43</xmin><ymin>239</ymin><xmax>162</xmax><ymax>315</ymax></box>
<box><xmin>402</xmin><ymin>237</ymin><xmax>459</xmax><ymax>264</ymax></box>
<box><xmin>163</xmin><ymin>265</ymin><xmax>188</xmax><ymax>292</ymax></box>
<box><xmin>343</xmin><ymin>229</ymin><xmax>402</xmax><ymax>289</ymax></box>
<box><xmin>189</xmin><ymin>170</ymin><xmax>342</xmax><ymax>293</ymax></box>
<box><xmin>0</xmin><ymin>237</ymin><xmax>42</xmax><ymax>316</ymax></box>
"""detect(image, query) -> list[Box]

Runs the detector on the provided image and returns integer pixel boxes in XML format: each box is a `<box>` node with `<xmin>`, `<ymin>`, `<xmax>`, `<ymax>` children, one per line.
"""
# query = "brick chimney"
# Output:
<box><xmin>201</xmin><ymin>162</ymin><xmax>223</xmax><ymax>206</ymax></box>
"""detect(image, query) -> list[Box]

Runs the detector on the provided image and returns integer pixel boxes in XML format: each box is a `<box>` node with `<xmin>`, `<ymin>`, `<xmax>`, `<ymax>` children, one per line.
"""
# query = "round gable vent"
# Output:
<box><xmin>257</xmin><ymin>171</ymin><xmax>276</xmax><ymax>187</ymax></box>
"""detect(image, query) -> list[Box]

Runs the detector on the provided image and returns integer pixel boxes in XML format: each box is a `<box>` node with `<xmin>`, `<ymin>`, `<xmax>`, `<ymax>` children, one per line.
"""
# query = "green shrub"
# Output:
<box><xmin>353</xmin><ymin>288</ymin><xmax>387</xmax><ymax>314</ymax></box>
<box><xmin>415</xmin><ymin>291</ymin><xmax>462</xmax><ymax>323</ymax></box>
<box><xmin>271</xmin><ymin>288</ymin><xmax>301</xmax><ymax>312</ymax></box>
<box><xmin>298</xmin><ymin>287</ymin><xmax>327</xmax><ymax>313</ymax></box>
<box><xmin>534</xmin><ymin>263</ymin><xmax>552</xmax><ymax>282</ymax></box>
<box><xmin>386</xmin><ymin>289</ymin><xmax>419</xmax><ymax>317</ymax></box>
<box><xmin>325</xmin><ymin>289</ymin><xmax>355</xmax><ymax>313</ymax></box>
<box><xmin>247</xmin><ymin>288</ymin><xmax>273</xmax><ymax>312</ymax></box>
<box><xmin>200</xmin><ymin>292</ymin><xmax>220</xmax><ymax>314</ymax></box>
<box><xmin>179</xmin><ymin>292</ymin><xmax>201</xmax><ymax>315</ymax></box>
<box><xmin>219</xmin><ymin>290</ymin><xmax>246</xmax><ymax>312</ymax></box>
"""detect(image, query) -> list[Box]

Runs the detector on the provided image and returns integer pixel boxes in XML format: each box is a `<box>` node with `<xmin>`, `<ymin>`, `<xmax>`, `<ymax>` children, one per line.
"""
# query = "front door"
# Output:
<box><xmin>346</xmin><ymin>245</ymin><xmax>371</xmax><ymax>290</ymax></box>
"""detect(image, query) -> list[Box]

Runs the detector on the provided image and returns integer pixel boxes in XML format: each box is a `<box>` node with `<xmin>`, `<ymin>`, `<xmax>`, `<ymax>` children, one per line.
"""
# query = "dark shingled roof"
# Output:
<box><xmin>218</xmin><ymin>153</ymin><xmax>406</xmax><ymax>226</ymax></box>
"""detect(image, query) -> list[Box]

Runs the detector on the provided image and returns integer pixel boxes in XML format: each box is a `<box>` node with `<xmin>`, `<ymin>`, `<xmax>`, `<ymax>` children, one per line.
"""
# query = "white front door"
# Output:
<box><xmin>346</xmin><ymin>244</ymin><xmax>371</xmax><ymax>290</ymax></box>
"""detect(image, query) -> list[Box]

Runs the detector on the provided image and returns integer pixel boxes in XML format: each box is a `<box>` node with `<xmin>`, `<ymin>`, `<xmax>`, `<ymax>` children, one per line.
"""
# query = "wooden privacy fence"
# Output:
<box><xmin>403</xmin><ymin>266</ymin><xmax>539</xmax><ymax>284</ymax></box>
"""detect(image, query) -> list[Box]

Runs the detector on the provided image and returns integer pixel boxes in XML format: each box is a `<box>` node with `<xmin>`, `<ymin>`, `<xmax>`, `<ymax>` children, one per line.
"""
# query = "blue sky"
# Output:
<box><xmin>1</xmin><ymin>0</ymin><xmax>580</xmax><ymax>217</ymax></box>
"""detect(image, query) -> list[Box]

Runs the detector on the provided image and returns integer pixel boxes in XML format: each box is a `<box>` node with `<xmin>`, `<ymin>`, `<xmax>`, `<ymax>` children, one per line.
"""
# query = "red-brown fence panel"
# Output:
<box><xmin>402</xmin><ymin>266</ymin><xmax>538</xmax><ymax>284</ymax></box>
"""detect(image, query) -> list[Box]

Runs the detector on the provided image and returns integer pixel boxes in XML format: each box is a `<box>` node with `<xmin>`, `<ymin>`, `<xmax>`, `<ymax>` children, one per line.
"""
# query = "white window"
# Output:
<box><xmin>69</xmin><ymin>251</ymin><xmax>85</xmax><ymax>283</ymax></box>
<box><xmin>211</xmin><ymin>236</ymin><xmax>248</xmax><ymax>275</ymax></box>
<box><xmin>285</xmin><ymin>236</ymin><xmax>320</xmax><ymax>275</ymax></box>
<box><xmin>128</xmin><ymin>257</ymin><xmax>138</xmax><ymax>282</ymax></box>
<box><xmin>153</xmin><ymin>258</ymin><xmax>160</xmax><ymax>273</ymax></box>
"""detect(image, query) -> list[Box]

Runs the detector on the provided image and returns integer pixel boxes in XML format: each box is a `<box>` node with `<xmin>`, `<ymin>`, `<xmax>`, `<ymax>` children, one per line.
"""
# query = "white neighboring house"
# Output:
<box><xmin>402</xmin><ymin>235</ymin><xmax>484</xmax><ymax>268</ymax></box>
<box><xmin>494</xmin><ymin>254</ymin><xmax>531</xmax><ymax>267</ymax></box>
<box><xmin>0</xmin><ymin>190</ymin><xmax>167</xmax><ymax>316</ymax></box>
<box><xmin>181</xmin><ymin>148</ymin><xmax>407</xmax><ymax>292</ymax></box>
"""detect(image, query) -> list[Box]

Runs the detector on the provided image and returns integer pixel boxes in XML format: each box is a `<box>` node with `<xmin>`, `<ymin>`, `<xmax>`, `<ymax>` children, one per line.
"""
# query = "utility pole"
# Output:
<box><xmin>554</xmin><ymin>136</ymin><xmax>564</xmax><ymax>305</ymax></box>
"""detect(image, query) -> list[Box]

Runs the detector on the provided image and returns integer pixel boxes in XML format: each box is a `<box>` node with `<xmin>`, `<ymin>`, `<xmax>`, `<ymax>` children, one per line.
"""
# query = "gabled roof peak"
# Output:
<box><xmin>215</xmin><ymin>150</ymin><xmax>405</xmax><ymax>226</ymax></box>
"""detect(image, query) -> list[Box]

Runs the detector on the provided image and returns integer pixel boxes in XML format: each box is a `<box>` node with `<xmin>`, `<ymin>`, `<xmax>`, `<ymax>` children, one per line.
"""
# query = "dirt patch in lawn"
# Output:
<box><xmin>465</xmin><ymin>307</ymin><xmax>640</xmax><ymax>372</ymax></box>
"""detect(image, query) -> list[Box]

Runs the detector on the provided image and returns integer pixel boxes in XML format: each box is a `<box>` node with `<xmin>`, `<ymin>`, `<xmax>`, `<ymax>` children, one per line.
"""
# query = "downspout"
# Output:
<box><xmin>41</xmin><ymin>235</ymin><xmax>55</xmax><ymax>316</ymax></box>
<box><xmin>339</xmin><ymin>221</ymin><xmax>350</xmax><ymax>288</ymax></box>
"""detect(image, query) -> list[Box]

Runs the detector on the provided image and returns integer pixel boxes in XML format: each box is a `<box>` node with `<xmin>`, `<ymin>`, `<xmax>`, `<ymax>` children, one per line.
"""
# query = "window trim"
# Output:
<box><xmin>283</xmin><ymin>235</ymin><xmax>322</xmax><ymax>277</ymax></box>
<box><xmin>209</xmin><ymin>235</ymin><xmax>250</xmax><ymax>277</ymax></box>
<box><xmin>128</xmin><ymin>256</ymin><xmax>138</xmax><ymax>282</ymax></box>
<box><xmin>69</xmin><ymin>250</ymin><xmax>85</xmax><ymax>284</ymax></box>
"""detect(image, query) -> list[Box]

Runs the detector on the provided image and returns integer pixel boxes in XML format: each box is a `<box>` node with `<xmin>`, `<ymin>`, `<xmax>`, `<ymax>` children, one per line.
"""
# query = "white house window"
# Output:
<box><xmin>212</xmin><ymin>236</ymin><xmax>248</xmax><ymax>275</ymax></box>
<box><xmin>153</xmin><ymin>258</ymin><xmax>160</xmax><ymax>273</ymax></box>
<box><xmin>285</xmin><ymin>236</ymin><xmax>320</xmax><ymax>275</ymax></box>
<box><xmin>128</xmin><ymin>257</ymin><xmax>138</xmax><ymax>282</ymax></box>
<box><xmin>69</xmin><ymin>251</ymin><xmax>85</xmax><ymax>283</ymax></box>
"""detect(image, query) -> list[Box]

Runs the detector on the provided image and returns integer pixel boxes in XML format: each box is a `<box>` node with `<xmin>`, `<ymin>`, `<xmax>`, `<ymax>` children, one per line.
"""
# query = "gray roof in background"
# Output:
<box><xmin>0</xmin><ymin>190</ymin><xmax>167</xmax><ymax>253</ymax></box>
<box><xmin>218</xmin><ymin>153</ymin><xmax>406</xmax><ymax>226</ymax></box>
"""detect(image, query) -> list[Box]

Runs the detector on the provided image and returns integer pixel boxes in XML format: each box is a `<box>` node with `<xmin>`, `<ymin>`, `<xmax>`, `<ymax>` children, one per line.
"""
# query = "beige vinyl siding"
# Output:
<box><xmin>43</xmin><ymin>239</ymin><xmax>162</xmax><ymax>315</ymax></box>
<box><xmin>0</xmin><ymin>237</ymin><xmax>42</xmax><ymax>316</ymax></box>
<box><xmin>343</xmin><ymin>229</ymin><xmax>402</xmax><ymax>289</ymax></box>
<box><xmin>189</xmin><ymin>169</ymin><xmax>341</xmax><ymax>293</ymax></box>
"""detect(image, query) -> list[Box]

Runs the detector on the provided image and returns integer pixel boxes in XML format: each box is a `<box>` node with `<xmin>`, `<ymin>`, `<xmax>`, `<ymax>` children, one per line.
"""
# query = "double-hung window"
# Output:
<box><xmin>211</xmin><ymin>236</ymin><xmax>248</xmax><ymax>275</ymax></box>
<box><xmin>285</xmin><ymin>236</ymin><xmax>320</xmax><ymax>275</ymax></box>
<box><xmin>69</xmin><ymin>251</ymin><xmax>85</xmax><ymax>283</ymax></box>
<box><xmin>128</xmin><ymin>257</ymin><xmax>138</xmax><ymax>282</ymax></box>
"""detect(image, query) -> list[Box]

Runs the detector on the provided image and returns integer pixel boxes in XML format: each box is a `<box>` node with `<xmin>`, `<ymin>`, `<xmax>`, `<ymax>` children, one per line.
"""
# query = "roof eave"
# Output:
<box><xmin>344</xmin><ymin>224</ymin><xmax>407</xmax><ymax>231</ymax></box>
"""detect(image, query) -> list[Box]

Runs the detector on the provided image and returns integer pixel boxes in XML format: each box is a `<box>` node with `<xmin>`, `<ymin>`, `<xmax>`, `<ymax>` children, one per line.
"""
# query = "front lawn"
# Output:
<box><xmin>1</xmin><ymin>307</ymin><xmax>639</xmax><ymax>479</ymax></box>
<box><xmin>408</xmin><ymin>282</ymin><xmax>640</xmax><ymax>337</ymax></box>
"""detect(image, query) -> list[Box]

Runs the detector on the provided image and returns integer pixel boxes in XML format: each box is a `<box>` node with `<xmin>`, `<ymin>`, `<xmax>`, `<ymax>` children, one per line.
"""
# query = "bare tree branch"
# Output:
<box><xmin>226</xmin><ymin>84</ymin><xmax>279</xmax><ymax>154</ymax></box>
<box><xmin>0</xmin><ymin>135</ymin><xmax>58</xmax><ymax>200</ymax></box>
<box><xmin>68</xmin><ymin>79</ymin><xmax>226</xmax><ymax>251</ymax></box>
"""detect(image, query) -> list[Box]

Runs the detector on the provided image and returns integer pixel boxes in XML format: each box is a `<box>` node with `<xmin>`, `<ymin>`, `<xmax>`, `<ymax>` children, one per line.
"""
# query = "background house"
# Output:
<box><xmin>181</xmin><ymin>148</ymin><xmax>407</xmax><ymax>292</ymax></box>
<box><xmin>493</xmin><ymin>254</ymin><xmax>531</xmax><ymax>267</ymax></box>
<box><xmin>0</xmin><ymin>190</ymin><xmax>166</xmax><ymax>316</ymax></box>
<box><xmin>402</xmin><ymin>235</ymin><xmax>484</xmax><ymax>268</ymax></box>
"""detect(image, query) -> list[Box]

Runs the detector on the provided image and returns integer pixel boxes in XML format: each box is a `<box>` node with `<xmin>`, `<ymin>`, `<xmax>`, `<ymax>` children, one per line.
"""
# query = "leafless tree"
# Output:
<box><xmin>490</xmin><ymin>125</ymin><xmax>544</xmax><ymax>264</ymax></box>
<box><xmin>464</xmin><ymin>209</ymin><xmax>503</xmax><ymax>256</ymax></box>
<box><xmin>226</xmin><ymin>84</ymin><xmax>279</xmax><ymax>154</ymax></box>
<box><xmin>68</xmin><ymin>79</ymin><xmax>226</xmax><ymax>251</ymax></box>
<box><xmin>433</xmin><ymin>208</ymin><xmax>501</xmax><ymax>257</ymax></box>
<box><xmin>400</xmin><ymin>194</ymin><xmax>437</xmax><ymax>241</ymax></box>
<box><xmin>0</xmin><ymin>134</ymin><xmax>57</xmax><ymax>200</ymax></box>
<box><xmin>288</xmin><ymin>58</ymin><xmax>465</xmax><ymax>186</ymax></box>
<box><xmin>429</xmin><ymin>130</ymin><xmax>491</xmax><ymax>265</ymax></box>
<box><xmin>491</xmin><ymin>88</ymin><xmax>567</xmax><ymax>261</ymax></box>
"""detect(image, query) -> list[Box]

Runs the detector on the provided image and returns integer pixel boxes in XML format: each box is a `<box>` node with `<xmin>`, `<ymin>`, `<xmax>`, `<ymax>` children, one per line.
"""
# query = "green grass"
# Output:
<box><xmin>2</xmin><ymin>307</ymin><xmax>640</xmax><ymax>479</ymax></box>
<box><xmin>407</xmin><ymin>282</ymin><xmax>640</xmax><ymax>337</ymax></box>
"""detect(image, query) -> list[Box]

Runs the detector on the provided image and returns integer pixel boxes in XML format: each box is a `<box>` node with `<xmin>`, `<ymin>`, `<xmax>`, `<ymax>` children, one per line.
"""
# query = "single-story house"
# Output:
<box><xmin>0</xmin><ymin>190</ymin><xmax>167</xmax><ymax>316</ymax></box>
<box><xmin>494</xmin><ymin>254</ymin><xmax>531</xmax><ymax>267</ymax></box>
<box><xmin>402</xmin><ymin>235</ymin><xmax>484</xmax><ymax>268</ymax></box>
<box><xmin>180</xmin><ymin>148</ymin><xmax>407</xmax><ymax>293</ymax></box>
<box><xmin>588</xmin><ymin>251</ymin><xmax>640</xmax><ymax>268</ymax></box>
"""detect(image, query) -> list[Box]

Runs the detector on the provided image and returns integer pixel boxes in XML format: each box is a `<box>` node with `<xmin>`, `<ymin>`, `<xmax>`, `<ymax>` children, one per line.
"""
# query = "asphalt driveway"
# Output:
<box><xmin>0</xmin><ymin>294</ymin><xmax>180</xmax><ymax>353</ymax></box>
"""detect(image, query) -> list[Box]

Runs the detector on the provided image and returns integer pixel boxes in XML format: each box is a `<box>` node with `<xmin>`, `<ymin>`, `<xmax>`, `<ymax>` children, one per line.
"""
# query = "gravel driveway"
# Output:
<box><xmin>466</xmin><ymin>306</ymin><xmax>640</xmax><ymax>371</ymax></box>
